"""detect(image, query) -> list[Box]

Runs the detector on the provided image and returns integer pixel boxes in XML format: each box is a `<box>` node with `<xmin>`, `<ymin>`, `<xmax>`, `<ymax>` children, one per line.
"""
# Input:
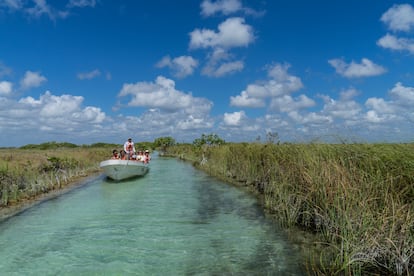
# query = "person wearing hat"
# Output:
<box><xmin>123</xmin><ymin>138</ymin><xmax>136</xmax><ymax>160</ymax></box>
<box><xmin>143</xmin><ymin>149</ymin><xmax>151</xmax><ymax>164</ymax></box>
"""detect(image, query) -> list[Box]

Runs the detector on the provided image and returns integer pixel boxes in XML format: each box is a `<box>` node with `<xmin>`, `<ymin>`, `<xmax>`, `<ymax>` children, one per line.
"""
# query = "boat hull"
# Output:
<box><xmin>99</xmin><ymin>159</ymin><xmax>149</xmax><ymax>181</ymax></box>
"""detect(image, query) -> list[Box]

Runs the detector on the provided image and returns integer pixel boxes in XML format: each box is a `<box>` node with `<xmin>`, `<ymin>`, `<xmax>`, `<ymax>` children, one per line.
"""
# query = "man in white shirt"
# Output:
<box><xmin>123</xmin><ymin>138</ymin><xmax>136</xmax><ymax>160</ymax></box>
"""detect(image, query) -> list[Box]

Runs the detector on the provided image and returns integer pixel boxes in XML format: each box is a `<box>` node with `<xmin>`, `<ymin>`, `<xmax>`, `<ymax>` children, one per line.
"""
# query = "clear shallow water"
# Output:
<box><xmin>0</xmin><ymin>154</ymin><xmax>305</xmax><ymax>275</ymax></box>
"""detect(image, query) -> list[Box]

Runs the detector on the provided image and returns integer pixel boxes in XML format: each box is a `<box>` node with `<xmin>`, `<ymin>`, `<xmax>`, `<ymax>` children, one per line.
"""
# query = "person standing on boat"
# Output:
<box><xmin>124</xmin><ymin>137</ymin><xmax>136</xmax><ymax>160</ymax></box>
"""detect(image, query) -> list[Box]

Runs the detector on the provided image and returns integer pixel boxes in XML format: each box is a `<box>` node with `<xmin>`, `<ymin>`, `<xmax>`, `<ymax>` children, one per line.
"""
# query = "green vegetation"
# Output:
<box><xmin>0</xmin><ymin>144</ymin><xmax>114</xmax><ymax>207</ymax></box>
<box><xmin>193</xmin><ymin>133</ymin><xmax>225</xmax><ymax>147</ymax></box>
<box><xmin>2</xmin><ymin>137</ymin><xmax>413</xmax><ymax>275</ymax></box>
<box><xmin>20</xmin><ymin>141</ymin><xmax>79</xmax><ymax>150</ymax></box>
<box><xmin>153</xmin><ymin>136</ymin><xmax>176</xmax><ymax>148</ymax></box>
<box><xmin>164</xmin><ymin>141</ymin><xmax>414</xmax><ymax>275</ymax></box>
<box><xmin>0</xmin><ymin>140</ymin><xmax>157</xmax><ymax>209</ymax></box>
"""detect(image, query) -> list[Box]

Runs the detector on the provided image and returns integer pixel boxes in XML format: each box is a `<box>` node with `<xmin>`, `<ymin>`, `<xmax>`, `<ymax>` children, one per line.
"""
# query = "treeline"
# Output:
<box><xmin>17</xmin><ymin>139</ymin><xmax>175</xmax><ymax>151</ymax></box>
<box><xmin>19</xmin><ymin>142</ymin><xmax>120</xmax><ymax>150</ymax></box>
<box><xmin>8</xmin><ymin>133</ymin><xmax>221</xmax><ymax>151</ymax></box>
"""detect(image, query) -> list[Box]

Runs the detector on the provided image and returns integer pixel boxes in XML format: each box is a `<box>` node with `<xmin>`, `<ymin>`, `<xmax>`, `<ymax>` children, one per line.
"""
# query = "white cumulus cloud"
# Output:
<box><xmin>20</xmin><ymin>70</ymin><xmax>47</xmax><ymax>90</ymax></box>
<box><xmin>118</xmin><ymin>76</ymin><xmax>213</xmax><ymax>115</ymax></box>
<box><xmin>230</xmin><ymin>63</ymin><xmax>303</xmax><ymax>108</ymax></box>
<box><xmin>200</xmin><ymin>0</ymin><xmax>264</xmax><ymax>17</ymax></box>
<box><xmin>270</xmin><ymin>94</ymin><xmax>315</xmax><ymax>113</ymax></box>
<box><xmin>223</xmin><ymin>111</ymin><xmax>246</xmax><ymax>126</ymax></box>
<box><xmin>389</xmin><ymin>82</ymin><xmax>414</xmax><ymax>106</ymax></box>
<box><xmin>230</xmin><ymin>91</ymin><xmax>265</xmax><ymax>108</ymax></box>
<box><xmin>156</xmin><ymin>55</ymin><xmax>198</xmax><ymax>78</ymax></box>
<box><xmin>0</xmin><ymin>81</ymin><xmax>13</xmax><ymax>96</ymax></box>
<box><xmin>188</xmin><ymin>17</ymin><xmax>254</xmax><ymax>77</ymax></box>
<box><xmin>378</xmin><ymin>4</ymin><xmax>414</xmax><ymax>54</ymax></box>
<box><xmin>200</xmin><ymin>0</ymin><xmax>242</xmax><ymax>16</ymax></box>
<box><xmin>0</xmin><ymin>90</ymin><xmax>107</xmax><ymax>145</ymax></box>
<box><xmin>328</xmin><ymin>58</ymin><xmax>387</xmax><ymax>78</ymax></box>
<box><xmin>189</xmin><ymin>17</ymin><xmax>254</xmax><ymax>49</ymax></box>
<box><xmin>377</xmin><ymin>33</ymin><xmax>414</xmax><ymax>54</ymax></box>
<box><xmin>381</xmin><ymin>4</ymin><xmax>414</xmax><ymax>32</ymax></box>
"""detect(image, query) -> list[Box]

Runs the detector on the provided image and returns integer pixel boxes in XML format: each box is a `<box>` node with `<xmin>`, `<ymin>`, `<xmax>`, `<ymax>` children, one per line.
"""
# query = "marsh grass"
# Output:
<box><xmin>0</xmin><ymin>146</ymin><xmax>111</xmax><ymax>207</ymax></box>
<box><xmin>166</xmin><ymin>143</ymin><xmax>414</xmax><ymax>275</ymax></box>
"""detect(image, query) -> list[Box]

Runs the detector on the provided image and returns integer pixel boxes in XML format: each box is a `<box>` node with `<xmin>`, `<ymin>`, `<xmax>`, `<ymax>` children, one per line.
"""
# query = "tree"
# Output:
<box><xmin>193</xmin><ymin>133</ymin><xmax>225</xmax><ymax>147</ymax></box>
<box><xmin>153</xmin><ymin>136</ymin><xmax>176</xmax><ymax>148</ymax></box>
<box><xmin>266</xmin><ymin>131</ymin><xmax>280</xmax><ymax>144</ymax></box>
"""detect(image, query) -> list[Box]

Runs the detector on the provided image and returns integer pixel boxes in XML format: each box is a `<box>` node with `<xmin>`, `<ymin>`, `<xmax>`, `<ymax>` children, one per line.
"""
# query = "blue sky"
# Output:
<box><xmin>0</xmin><ymin>0</ymin><xmax>413</xmax><ymax>146</ymax></box>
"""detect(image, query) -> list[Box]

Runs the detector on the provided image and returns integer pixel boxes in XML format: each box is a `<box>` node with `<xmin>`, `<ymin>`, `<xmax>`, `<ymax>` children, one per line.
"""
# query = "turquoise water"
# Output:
<box><xmin>0</xmin><ymin>154</ymin><xmax>305</xmax><ymax>275</ymax></box>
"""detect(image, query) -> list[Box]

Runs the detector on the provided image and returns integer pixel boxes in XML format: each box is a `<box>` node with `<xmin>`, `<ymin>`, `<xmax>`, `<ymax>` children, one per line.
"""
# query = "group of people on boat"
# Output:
<box><xmin>110</xmin><ymin>138</ymin><xmax>151</xmax><ymax>164</ymax></box>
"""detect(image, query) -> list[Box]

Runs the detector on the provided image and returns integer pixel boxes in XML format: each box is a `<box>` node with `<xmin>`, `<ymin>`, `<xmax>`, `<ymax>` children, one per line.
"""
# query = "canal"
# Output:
<box><xmin>0</xmin><ymin>153</ymin><xmax>305</xmax><ymax>275</ymax></box>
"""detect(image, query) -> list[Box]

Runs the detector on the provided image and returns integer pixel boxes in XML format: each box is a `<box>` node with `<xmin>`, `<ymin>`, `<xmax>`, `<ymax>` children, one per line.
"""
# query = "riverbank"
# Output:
<box><xmin>164</xmin><ymin>142</ymin><xmax>414</xmax><ymax>275</ymax></box>
<box><xmin>0</xmin><ymin>145</ymin><xmax>113</xmax><ymax>221</ymax></box>
<box><xmin>0</xmin><ymin>172</ymin><xmax>101</xmax><ymax>221</ymax></box>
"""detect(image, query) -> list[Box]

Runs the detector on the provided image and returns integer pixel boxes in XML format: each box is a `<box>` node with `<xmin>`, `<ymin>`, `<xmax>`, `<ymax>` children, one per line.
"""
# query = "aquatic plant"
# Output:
<box><xmin>165</xmin><ymin>142</ymin><xmax>414</xmax><ymax>275</ymax></box>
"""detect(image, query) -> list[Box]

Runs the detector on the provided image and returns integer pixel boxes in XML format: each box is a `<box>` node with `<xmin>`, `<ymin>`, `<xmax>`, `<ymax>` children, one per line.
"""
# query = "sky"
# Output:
<box><xmin>0</xmin><ymin>0</ymin><xmax>414</xmax><ymax>147</ymax></box>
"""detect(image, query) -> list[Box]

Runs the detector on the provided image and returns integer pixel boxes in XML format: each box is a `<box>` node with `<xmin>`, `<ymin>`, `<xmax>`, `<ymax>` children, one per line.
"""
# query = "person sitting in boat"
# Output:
<box><xmin>111</xmin><ymin>149</ymin><xmax>120</xmax><ymax>159</ymax></box>
<box><xmin>124</xmin><ymin>137</ymin><xmax>136</xmax><ymax>160</ymax></box>
<box><xmin>119</xmin><ymin>150</ymin><xmax>127</xmax><ymax>160</ymax></box>
<box><xmin>135</xmin><ymin>150</ymin><xmax>144</xmax><ymax>161</ymax></box>
<box><xmin>142</xmin><ymin>150</ymin><xmax>151</xmax><ymax>164</ymax></box>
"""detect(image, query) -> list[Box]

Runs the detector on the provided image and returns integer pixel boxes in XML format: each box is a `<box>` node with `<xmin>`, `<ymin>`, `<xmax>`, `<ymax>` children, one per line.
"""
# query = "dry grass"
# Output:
<box><xmin>0</xmin><ymin>146</ymin><xmax>111</xmax><ymax>207</ymax></box>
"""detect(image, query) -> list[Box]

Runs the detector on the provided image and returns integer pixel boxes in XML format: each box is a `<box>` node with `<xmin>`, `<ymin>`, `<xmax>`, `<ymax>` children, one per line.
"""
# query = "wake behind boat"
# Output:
<box><xmin>100</xmin><ymin>159</ymin><xmax>149</xmax><ymax>181</ymax></box>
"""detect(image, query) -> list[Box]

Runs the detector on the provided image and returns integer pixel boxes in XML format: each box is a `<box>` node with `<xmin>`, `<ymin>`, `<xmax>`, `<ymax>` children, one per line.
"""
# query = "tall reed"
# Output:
<box><xmin>166</xmin><ymin>143</ymin><xmax>414</xmax><ymax>275</ymax></box>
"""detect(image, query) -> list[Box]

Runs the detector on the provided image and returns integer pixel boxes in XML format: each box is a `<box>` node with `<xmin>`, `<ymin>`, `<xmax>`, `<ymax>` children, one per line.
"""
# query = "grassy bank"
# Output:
<box><xmin>165</xmin><ymin>143</ymin><xmax>414</xmax><ymax>275</ymax></box>
<box><xmin>0</xmin><ymin>143</ymin><xmax>115</xmax><ymax>209</ymax></box>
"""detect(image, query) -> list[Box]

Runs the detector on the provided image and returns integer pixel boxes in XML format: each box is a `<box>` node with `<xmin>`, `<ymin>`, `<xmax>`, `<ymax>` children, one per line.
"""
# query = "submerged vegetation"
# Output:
<box><xmin>165</xmin><ymin>141</ymin><xmax>414</xmax><ymax>275</ymax></box>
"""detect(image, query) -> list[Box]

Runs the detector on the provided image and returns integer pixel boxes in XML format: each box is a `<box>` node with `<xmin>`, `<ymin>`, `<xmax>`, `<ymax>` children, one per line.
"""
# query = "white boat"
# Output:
<box><xmin>99</xmin><ymin>159</ymin><xmax>149</xmax><ymax>181</ymax></box>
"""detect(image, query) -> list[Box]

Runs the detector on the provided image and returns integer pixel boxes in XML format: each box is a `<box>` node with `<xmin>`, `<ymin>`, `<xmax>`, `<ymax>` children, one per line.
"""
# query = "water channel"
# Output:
<box><xmin>0</xmin><ymin>154</ymin><xmax>305</xmax><ymax>275</ymax></box>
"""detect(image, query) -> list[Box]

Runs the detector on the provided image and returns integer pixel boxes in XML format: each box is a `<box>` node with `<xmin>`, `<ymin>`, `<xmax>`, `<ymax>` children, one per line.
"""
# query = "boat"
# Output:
<box><xmin>99</xmin><ymin>159</ymin><xmax>149</xmax><ymax>181</ymax></box>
